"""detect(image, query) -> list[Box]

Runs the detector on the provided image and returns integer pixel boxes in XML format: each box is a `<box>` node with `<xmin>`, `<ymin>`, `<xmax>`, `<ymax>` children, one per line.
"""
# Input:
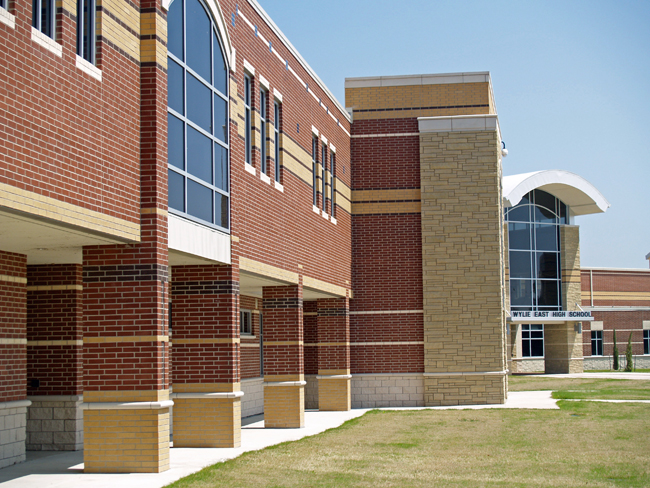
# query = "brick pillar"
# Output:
<box><xmin>545</xmin><ymin>225</ymin><xmax>583</xmax><ymax>374</ymax></box>
<box><xmin>26</xmin><ymin>265</ymin><xmax>83</xmax><ymax>451</ymax></box>
<box><xmin>0</xmin><ymin>251</ymin><xmax>28</xmax><ymax>469</ymax></box>
<box><xmin>316</xmin><ymin>298</ymin><xmax>351</xmax><ymax>411</ymax></box>
<box><xmin>82</xmin><ymin>245</ymin><xmax>170</xmax><ymax>473</ymax></box>
<box><xmin>303</xmin><ymin>300</ymin><xmax>319</xmax><ymax>409</ymax></box>
<box><xmin>262</xmin><ymin>285</ymin><xmax>304</xmax><ymax>428</ymax></box>
<box><xmin>171</xmin><ymin>265</ymin><xmax>241</xmax><ymax>448</ymax></box>
<box><xmin>419</xmin><ymin>116</ymin><xmax>507</xmax><ymax>406</ymax></box>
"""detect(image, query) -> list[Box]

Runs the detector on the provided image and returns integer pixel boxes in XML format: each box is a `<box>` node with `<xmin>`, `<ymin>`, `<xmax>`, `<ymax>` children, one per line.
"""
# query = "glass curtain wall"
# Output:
<box><xmin>167</xmin><ymin>0</ymin><xmax>230</xmax><ymax>230</ymax></box>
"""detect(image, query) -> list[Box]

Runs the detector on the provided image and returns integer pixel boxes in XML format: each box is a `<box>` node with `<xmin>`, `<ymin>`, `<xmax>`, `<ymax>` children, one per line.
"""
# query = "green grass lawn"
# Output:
<box><xmin>167</xmin><ymin>379</ymin><xmax>650</xmax><ymax>488</ymax></box>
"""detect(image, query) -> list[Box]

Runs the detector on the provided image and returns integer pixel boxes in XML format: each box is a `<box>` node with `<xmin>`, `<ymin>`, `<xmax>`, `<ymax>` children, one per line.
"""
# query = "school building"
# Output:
<box><xmin>0</xmin><ymin>0</ymin><xmax>638</xmax><ymax>475</ymax></box>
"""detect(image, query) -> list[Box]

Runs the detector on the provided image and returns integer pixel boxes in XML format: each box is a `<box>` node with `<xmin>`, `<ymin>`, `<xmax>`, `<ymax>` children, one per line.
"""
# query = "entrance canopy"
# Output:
<box><xmin>503</xmin><ymin>170</ymin><xmax>610</xmax><ymax>216</ymax></box>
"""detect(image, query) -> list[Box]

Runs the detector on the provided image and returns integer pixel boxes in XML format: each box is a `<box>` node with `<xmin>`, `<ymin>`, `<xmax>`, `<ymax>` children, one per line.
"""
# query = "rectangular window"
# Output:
<box><xmin>321</xmin><ymin>143</ymin><xmax>327</xmax><ymax>211</ymax></box>
<box><xmin>330</xmin><ymin>151</ymin><xmax>335</xmax><ymax>217</ymax></box>
<box><xmin>274</xmin><ymin>101</ymin><xmax>280</xmax><ymax>182</ymax></box>
<box><xmin>33</xmin><ymin>0</ymin><xmax>55</xmax><ymax>38</ymax></box>
<box><xmin>522</xmin><ymin>324</ymin><xmax>544</xmax><ymax>357</ymax></box>
<box><xmin>644</xmin><ymin>330</ymin><xmax>649</xmax><ymax>355</ymax></box>
<box><xmin>259</xmin><ymin>89</ymin><xmax>267</xmax><ymax>174</ymax></box>
<box><xmin>312</xmin><ymin>136</ymin><xmax>318</xmax><ymax>206</ymax></box>
<box><xmin>77</xmin><ymin>0</ymin><xmax>96</xmax><ymax>63</ymax></box>
<box><xmin>244</xmin><ymin>75</ymin><xmax>252</xmax><ymax>166</ymax></box>
<box><xmin>240</xmin><ymin>310</ymin><xmax>252</xmax><ymax>335</ymax></box>
<box><xmin>591</xmin><ymin>330</ymin><xmax>603</xmax><ymax>356</ymax></box>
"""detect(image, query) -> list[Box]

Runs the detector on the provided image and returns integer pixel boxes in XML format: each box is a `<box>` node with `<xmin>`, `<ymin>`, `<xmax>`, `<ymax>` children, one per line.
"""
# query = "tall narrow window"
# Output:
<box><xmin>244</xmin><ymin>75</ymin><xmax>252</xmax><ymax>166</ymax></box>
<box><xmin>0</xmin><ymin>0</ymin><xmax>7</xmax><ymax>9</ymax></box>
<box><xmin>321</xmin><ymin>143</ymin><xmax>327</xmax><ymax>212</ymax></box>
<box><xmin>33</xmin><ymin>0</ymin><xmax>55</xmax><ymax>38</ymax></box>
<box><xmin>312</xmin><ymin>136</ymin><xmax>318</xmax><ymax>206</ymax></box>
<box><xmin>274</xmin><ymin>101</ymin><xmax>280</xmax><ymax>182</ymax></box>
<box><xmin>167</xmin><ymin>0</ymin><xmax>230</xmax><ymax>230</ymax></box>
<box><xmin>644</xmin><ymin>330</ymin><xmax>649</xmax><ymax>355</ymax></box>
<box><xmin>240</xmin><ymin>310</ymin><xmax>252</xmax><ymax>335</ymax></box>
<box><xmin>77</xmin><ymin>0</ymin><xmax>96</xmax><ymax>63</ymax></box>
<box><xmin>259</xmin><ymin>89</ymin><xmax>267</xmax><ymax>174</ymax></box>
<box><xmin>591</xmin><ymin>330</ymin><xmax>603</xmax><ymax>356</ymax></box>
<box><xmin>330</xmin><ymin>151</ymin><xmax>335</xmax><ymax>217</ymax></box>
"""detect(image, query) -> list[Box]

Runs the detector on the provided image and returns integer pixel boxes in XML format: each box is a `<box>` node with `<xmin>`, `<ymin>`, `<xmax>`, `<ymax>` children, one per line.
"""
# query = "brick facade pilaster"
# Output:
<box><xmin>0</xmin><ymin>251</ymin><xmax>28</xmax><ymax>468</ymax></box>
<box><xmin>262</xmin><ymin>285</ymin><xmax>305</xmax><ymax>428</ymax></box>
<box><xmin>26</xmin><ymin>264</ymin><xmax>83</xmax><ymax>451</ymax></box>
<box><xmin>316</xmin><ymin>298</ymin><xmax>351</xmax><ymax>411</ymax></box>
<box><xmin>171</xmin><ymin>265</ymin><xmax>241</xmax><ymax>448</ymax></box>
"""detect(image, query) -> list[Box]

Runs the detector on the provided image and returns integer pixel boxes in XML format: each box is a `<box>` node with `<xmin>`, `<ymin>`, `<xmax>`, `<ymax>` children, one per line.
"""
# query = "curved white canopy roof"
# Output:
<box><xmin>503</xmin><ymin>170</ymin><xmax>610</xmax><ymax>216</ymax></box>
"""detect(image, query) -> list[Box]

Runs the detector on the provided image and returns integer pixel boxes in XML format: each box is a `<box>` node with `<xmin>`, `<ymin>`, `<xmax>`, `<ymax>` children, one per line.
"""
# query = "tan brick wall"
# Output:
<box><xmin>263</xmin><ymin>386</ymin><xmax>304</xmax><ymax>428</ymax></box>
<box><xmin>419</xmin><ymin>128</ymin><xmax>506</xmax><ymax>405</ymax></box>
<box><xmin>317</xmin><ymin>378</ymin><xmax>351</xmax><ymax>411</ymax></box>
<box><xmin>84</xmin><ymin>408</ymin><xmax>170</xmax><ymax>473</ymax></box>
<box><xmin>561</xmin><ymin>226</ymin><xmax>582</xmax><ymax>311</ymax></box>
<box><xmin>173</xmin><ymin>397</ymin><xmax>241</xmax><ymax>448</ymax></box>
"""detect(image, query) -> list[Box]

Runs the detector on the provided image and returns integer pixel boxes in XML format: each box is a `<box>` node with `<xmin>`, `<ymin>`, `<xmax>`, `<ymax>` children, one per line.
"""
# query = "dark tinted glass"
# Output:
<box><xmin>215</xmin><ymin>193</ymin><xmax>228</xmax><ymax>228</ymax></box>
<box><xmin>533</xmin><ymin>190</ymin><xmax>557</xmax><ymax>223</ymax></box>
<box><xmin>214</xmin><ymin>93</ymin><xmax>228</xmax><ymax>142</ymax></box>
<box><xmin>185</xmin><ymin>0</ymin><xmax>211</xmax><ymax>81</ymax></box>
<box><xmin>508</xmin><ymin>222</ymin><xmax>531</xmax><ymax>250</ymax></box>
<box><xmin>168</xmin><ymin>170</ymin><xmax>185</xmax><ymax>211</ymax></box>
<box><xmin>187</xmin><ymin>126</ymin><xmax>212</xmax><ymax>183</ymax></box>
<box><xmin>212</xmin><ymin>30</ymin><xmax>227</xmax><ymax>95</ymax></box>
<box><xmin>536</xmin><ymin>252</ymin><xmax>558</xmax><ymax>279</ymax></box>
<box><xmin>522</xmin><ymin>340</ymin><xmax>530</xmax><ymax>357</ymax></box>
<box><xmin>510</xmin><ymin>280</ymin><xmax>533</xmax><ymax>308</ymax></box>
<box><xmin>509</xmin><ymin>251</ymin><xmax>532</xmax><ymax>278</ymax></box>
<box><xmin>530</xmin><ymin>338</ymin><xmax>544</xmax><ymax>357</ymax></box>
<box><xmin>168</xmin><ymin>114</ymin><xmax>184</xmax><ymax>170</ymax></box>
<box><xmin>214</xmin><ymin>143</ymin><xmax>228</xmax><ymax>191</ymax></box>
<box><xmin>168</xmin><ymin>0</ymin><xmax>183</xmax><ymax>60</ymax></box>
<box><xmin>559</xmin><ymin>201</ymin><xmax>568</xmax><ymax>224</ymax></box>
<box><xmin>187</xmin><ymin>180</ymin><xmax>213</xmax><ymax>223</ymax></box>
<box><xmin>507</xmin><ymin>205</ymin><xmax>529</xmax><ymax>222</ymax></box>
<box><xmin>536</xmin><ymin>280</ymin><xmax>558</xmax><ymax>307</ymax></box>
<box><xmin>168</xmin><ymin>59</ymin><xmax>184</xmax><ymax>115</ymax></box>
<box><xmin>535</xmin><ymin>224</ymin><xmax>558</xmax><ymax>251</ymax></box>
<box><xmin>187</xmin><ymin>74</ymin><xmax>212</xmax><ymax>133</ymax></box>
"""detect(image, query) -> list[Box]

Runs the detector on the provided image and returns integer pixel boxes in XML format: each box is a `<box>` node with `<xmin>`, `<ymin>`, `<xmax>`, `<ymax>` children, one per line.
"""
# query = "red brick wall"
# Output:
<box><xmin>27</xmin><ymin>264</ymin><xmax>83</xmax><ymax>396</ymax></box>
<box><xmin>582</xmin><ymin>269</ymin><xmax>650</xmax><ymax>307</ymax></box>
<box><xmin>171</xmin><ymin>265</ymin><xmax>239</xmax><ymax>385</ymax></box>
<box><xmin>303</xmin><ymin>300</ymin><xmax>318</xmax><ymax>375</ymax></box>
<box><xmin>262</xmin><ymin>285</ymin><xmax>303</xmax><ymax>377</ymax></box>
<box><xmin>583</xmin><ymin>310</ymin><xmax>650</xmax><ymax>357</ymax></box>
<box><xmin>0</xmin><ymin>0</ymin><xmax>142</xmax><ymax>223</ymax></box>
<box><xmin>0</xmin><ymin>251</ymin><xmax>27</xmax><ymax>403</ymax></box>
<box><xmin>316</xmin><ymin>298</ymin><xmax>350</xmax><ymax>372</ymax></box>
<box><xmin>240</xmin><ymin>295</ymin><xmax>260</xmax><ymax>379</ymax></box>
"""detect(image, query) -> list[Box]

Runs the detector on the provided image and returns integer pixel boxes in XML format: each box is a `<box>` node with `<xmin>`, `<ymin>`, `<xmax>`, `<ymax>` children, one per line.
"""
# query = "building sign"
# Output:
<box><xmin>508</xmin><ymin>310</ymin><xmax>593</xmax><ymax>323</ymax></box>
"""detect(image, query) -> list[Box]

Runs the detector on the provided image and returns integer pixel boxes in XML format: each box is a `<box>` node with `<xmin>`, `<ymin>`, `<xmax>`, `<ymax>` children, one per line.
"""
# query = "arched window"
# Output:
<box><xmin>167</xmin><ymin>0</ymin><xmax>229</xmax><ymax>230</ymax></box>
<box><xmin>505</xmin><ymin>189</ymin><xmax>569</xmax><ymax>312</ymax></box>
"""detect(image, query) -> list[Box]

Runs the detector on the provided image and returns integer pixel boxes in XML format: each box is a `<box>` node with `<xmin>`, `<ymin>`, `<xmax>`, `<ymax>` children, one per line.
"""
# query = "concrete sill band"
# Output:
<box><xmin>81</xmin><ymin>400</ymin><xmax>174</xmax><ymax>410</ymax></box>
<box><xmin>423</xmin><ymin>371</ymin><xmax>507</xmax><ymax>377</ymax></box>
<box><xmin>316</xmin><ymin>375</ymin><xmax>352</xmax><ymax>380</ymax></box>
<box><xmin>171</xmin><ymin>392</ymin><xmax>244</xmax><ymax>399</ymax></box>
<box><xmin>263</xmin><ymin>381</ymin><xmax>306</xmax><ymax>387</ymax></box>
<box><xmin>0</xmin><ymin>400</ymin><xmax>31</xmax><ymax>410</ymax></box>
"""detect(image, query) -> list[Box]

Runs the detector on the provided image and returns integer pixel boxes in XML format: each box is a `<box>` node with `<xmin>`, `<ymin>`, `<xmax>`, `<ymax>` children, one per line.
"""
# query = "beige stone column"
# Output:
<box><xmin>419</xmin><ymin>115</ymin><xmax>507</xmax><ymax>406</ymax></box>
<box><xmin>545</xmin><ymin>225</ymin><xmax>584</xmax><ymax>373</ymax></box>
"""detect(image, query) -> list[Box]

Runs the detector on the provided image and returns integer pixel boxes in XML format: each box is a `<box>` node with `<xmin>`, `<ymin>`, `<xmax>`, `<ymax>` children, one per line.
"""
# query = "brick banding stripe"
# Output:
<box><xmin>263</xmin><ymin>297</ymin><xmax>303</xmax><ymax>309</ymax></box>
<box><xmin>317</xmin><ymin>308</ymin><xmax>349</xmax><ymax>317</ymax></box>
<box><xmin>83</xmin><ymin>264</ymin><xmax>168</xmax><ymax>282</ymax></box>
<box><xmin>355</xmin><ymin>104</ymin><xmax>490</xmax><ymax>113</ymax></box>
<box><xmin>171</xmin><ymin>280</ymin><xmax>239</xmax><ymax>295</ymax></box>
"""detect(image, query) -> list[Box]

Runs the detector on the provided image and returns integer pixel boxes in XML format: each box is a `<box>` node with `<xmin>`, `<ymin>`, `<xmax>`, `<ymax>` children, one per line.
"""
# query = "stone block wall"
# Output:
<box><xmin>26</xmin><ymin>395</ymin><xmax>83</xmax><ymax>451</ymax></box>
<box><xmin>351</xmin><ymin>374</ymin><xmax>424</xmax><ymax>408</ymax></box>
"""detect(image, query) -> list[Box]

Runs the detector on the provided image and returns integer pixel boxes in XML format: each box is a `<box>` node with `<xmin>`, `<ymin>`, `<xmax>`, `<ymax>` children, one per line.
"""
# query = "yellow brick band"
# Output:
<box><xmin>239</xmin><ymin>256</ymin><xmax>299</xmax><ymax>284</ymax></box>
<box><xmin>302</xmin><ymin>275</ymin><xmax>348</xmax><ymax>297</ymax></box>
<box><xmin>172</xmin><ymin>383</ymin><xmax>241</xmax><ymax>393</ymax></box>
<box><xmin>0</xmin><ymin>338</ymin><xmax>27</xmax><ymax>345</ymax></box>
<box><xmin>27</xmin><ymin>340</ymin><xmax>83</xmax><ymax>346</ymax></box>
<box><xmin>264</xmin><ymin>341</ymin><xmax>303</xmax><ymax>346</ymax></box>
<box><xmin>264</xmin><ymin>374</ymin><xmax>304</xmax><ymax>383</ymax></box>
<box><xmin>140</xmin><ymin>207</ymin><xmax>168</xmax><ymax>216</ymax></box>
<box><xmin>84</xmin><ymin>335</ymin><xmax>169</xmax><ymax>343</ymax></box>
<box><xmin>0</xmin><ymin>274</ymin><xmax>27</xmax><ymax>284</ymax></box>
<box><xmin>172</xmin><ymin>338</ymin><xmax>239</xmax><ymax>344</ymax></box>
<box><xmin>26</xmin><ymin>284</ymin><xmax>83</xmax><ymax>291</ymax></box>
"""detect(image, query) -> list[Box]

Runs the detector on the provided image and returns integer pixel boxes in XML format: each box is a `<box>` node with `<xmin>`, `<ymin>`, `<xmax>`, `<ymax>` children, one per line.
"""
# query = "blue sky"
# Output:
<box><xmin>257</xmin><ymin>0</ymin><xmax>649</xmax><ymax>269</ymax></box>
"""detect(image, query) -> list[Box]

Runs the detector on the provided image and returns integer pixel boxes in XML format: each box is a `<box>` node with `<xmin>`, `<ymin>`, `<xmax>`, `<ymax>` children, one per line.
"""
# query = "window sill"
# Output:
<box><xmin>312</xmin><ymin>205</ymin><xmax>320</xmax><ymax>214</ymax></box>
<box><xmin>260</xmin><ymin>172</ymin><xmax>270</xmax><ymax>184</ymax></box>
<box><xmin>274</xmin><ymin>180</ymin><xmax>284</xmax><ymax>192</ymax></box>
<box><xmin>241</xmin><ymin>335</ymin><xmax>257</xmax><ymax>339</ymax></box>
<box><xmin>245</xmin><ymin>163</ymin><xmax>256</xmax><ymax>175</ymax></box>
<box><xmin>76</xmin><ymin>55</ymin><xmax>102</xmax><ymax>81</ymax></box>
<box><xmin>321</xmin><ymin>210</ymin><xmax>329</xmax><ymax>220</ymax></box>
<box><xmin>0</xmin><ymin>7</ymin><xmax>15</xmax><ymax>29</ymax></box>
<box><xmin>31</xmin><ymin>27</ymin><xmax>61</xmax><ymax>57</ymax></box>
<box><xmin>331</xmin><ymin>216</ymin><xmax>337</xmax><ymax>225</ymax></box>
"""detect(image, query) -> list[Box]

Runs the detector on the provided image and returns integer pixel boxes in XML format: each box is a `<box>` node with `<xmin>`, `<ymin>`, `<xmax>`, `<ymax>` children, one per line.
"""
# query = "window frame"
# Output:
<box><xmin>259</xmin><ymin>88</ymin><xmax>267</xmax><ymax>174</ymax></box>
<box><xmin>273</xmin><ymin>101</ymin><xmax>280</xmax><ymax>182</ymax></box>
<box><xmin>644</xmin><ymin>330</ymin><xmax>649</xmax><ymax>355</ymax></box>
<box><xmin>244</xmin><ymin>74</ymin><xmax>252</xmax><ymax>166</ymax></box>
<box><xmin>0</xmin><ymin>0</ymin><xmax>7</xmax><ymax>9</ymax></box>
<box><xmin>321</xmin><ymin>143</ymin><xmax>327</xmax><ymax>212</ymax></box>
<box><xmin>330</xmin><ymin>150</ymin><xmax>335</xmax><ymax>217</ymax></box>
<box><xmin>76</xmin><ymin>0</ymin><xmax>96</xmax><ymax>64</ymax></box>
<box><xmin>312</xmin><ymin>136</ymin><xmax>318</xmax><ymax>206</ymax></box>
<box><xmin>240</xmin><ymin>309</ymin><xmax>252</xmax><ymax>336</ymax></box>
<box><xmin>33</xmin><ymin>0</ymin><xmax>55</xmax><ymax>38</ymax></box>
<box><xmin>522</xmin><ymin>324</ymin><xmax>544</xmax><ymax>358</ymax></box>
<box><xmin>591</xmin><ymin>330</ymin><xmax>603</xmax><ymax>356</ymax></box>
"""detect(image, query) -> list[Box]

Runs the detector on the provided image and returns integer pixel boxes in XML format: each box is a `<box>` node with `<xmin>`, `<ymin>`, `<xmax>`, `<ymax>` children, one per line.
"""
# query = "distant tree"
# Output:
<box><xmin>612</xmin><ymin>330</ymin><xmax>619</xmax><ymax>371</ymax></box>
<box><xmin>624</xmin><ymin>332</ymin><xmax>634</xmax><ymax>372</ymax></box>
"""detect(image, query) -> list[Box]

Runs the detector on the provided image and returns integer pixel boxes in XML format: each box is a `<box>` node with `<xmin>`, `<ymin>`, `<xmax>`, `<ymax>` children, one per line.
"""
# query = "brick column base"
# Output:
<box><xmin>424</xmin><ymin>374</ymin><xmax>506</xmax><ymax>406</ymax></box>
<box><xmin>317</xmin><ymin>376</ymin><xmax>351</xmax><ymax>411</ymax></box>
<box><xmin>544</xmin><ymin>322</ymin><xmax>584</xmax><ymax>374</ymax></box>
<box><xmin>172</xmin><ymin>389</ymin><xmax>242</xmax><ymax>448</ymax></box>
<box><xmin>263</xmin><ymin>381</ymin><xmax>305</xmax><ymax>428</ymax></box>
<box><xmin>84</xmin><ymin>405</ymin><xmax>171</xmax><ymax>473</ymax></box>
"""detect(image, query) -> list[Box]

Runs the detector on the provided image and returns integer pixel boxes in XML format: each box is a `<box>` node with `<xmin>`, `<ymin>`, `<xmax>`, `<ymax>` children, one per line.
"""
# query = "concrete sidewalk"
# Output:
<box><xmin>0</xmin><ymin>390</ymin><xmax>558</xmax><ymax>488</ymax></box>
<box><xmin>533</xmin><ymin>372</ymin><xmax>650</xmax><ymax>380</ymax></box>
